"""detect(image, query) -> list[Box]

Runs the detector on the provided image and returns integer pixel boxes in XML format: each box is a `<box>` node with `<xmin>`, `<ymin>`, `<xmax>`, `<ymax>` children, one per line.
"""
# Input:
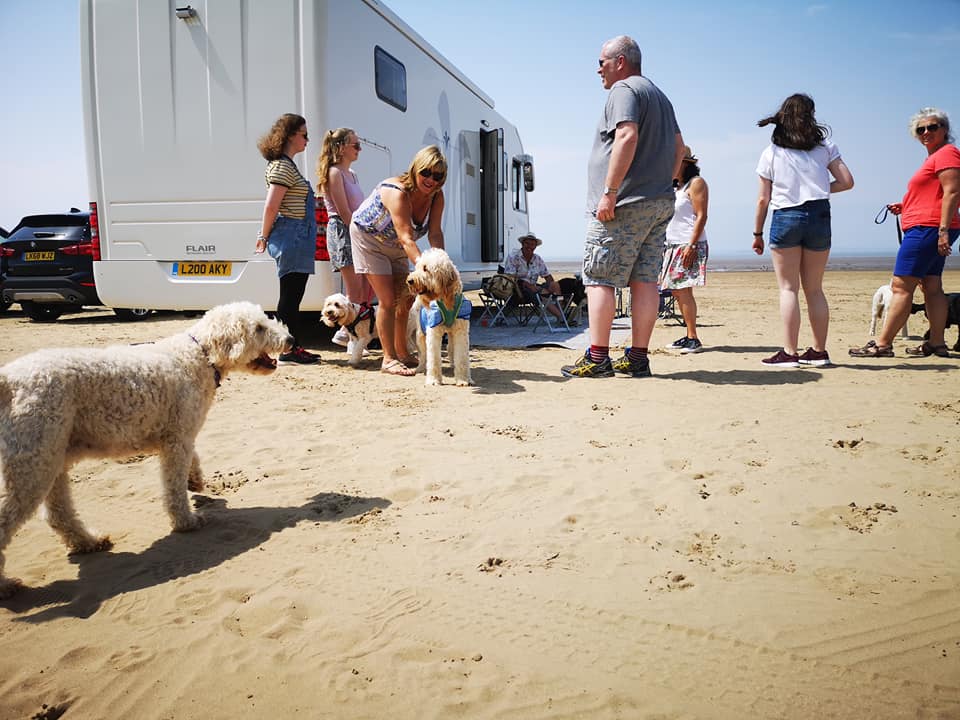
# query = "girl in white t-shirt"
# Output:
<box><xmin>752</xmin><ymin>93</ymin><xmax>854</xmax><ymax>368</ymax></box>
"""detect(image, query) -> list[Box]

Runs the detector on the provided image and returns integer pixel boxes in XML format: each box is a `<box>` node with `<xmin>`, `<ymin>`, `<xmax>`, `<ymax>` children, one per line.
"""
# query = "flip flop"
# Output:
<box><xmin>904</xmin><ymin>342</ymin><xmax>949</xmax><ymax>357</ymax></box>
<box><xmin>381</xmin><ymin>359</ymin><xmax>416</xmax><ymax>376</ymax></box>
<box><xmin>398</xmin><ymin>355</ymin><xmax>419</xmax><ymax>369</ymax></box>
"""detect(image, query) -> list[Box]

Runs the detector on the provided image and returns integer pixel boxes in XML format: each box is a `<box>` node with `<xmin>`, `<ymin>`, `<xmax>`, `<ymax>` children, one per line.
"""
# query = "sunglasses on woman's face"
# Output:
<box><xmin>351</xmin><ymin>142</ymin><xmax>362</xmax><ymax>150</ymax></box>
<box><xmin>916</xmin><ymin>123</ymin><xmax>941</xmax><ymax>136</ymax></box>
<box><xmin>419</xmin><ymin>168</ymin><xmax>445</xmax><ymax>182</ymax></box>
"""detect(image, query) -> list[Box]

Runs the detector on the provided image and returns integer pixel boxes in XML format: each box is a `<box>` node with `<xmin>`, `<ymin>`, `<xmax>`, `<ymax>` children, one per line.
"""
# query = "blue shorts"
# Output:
<box><xmin>769</xmin><ymin>199</ymin><xmax>831</xmax><ymax>251</ymax></box>
<box><xmin>893</xmin><ymin>226</ymin><xmax>959</xmax><ymax>278</ymax></box>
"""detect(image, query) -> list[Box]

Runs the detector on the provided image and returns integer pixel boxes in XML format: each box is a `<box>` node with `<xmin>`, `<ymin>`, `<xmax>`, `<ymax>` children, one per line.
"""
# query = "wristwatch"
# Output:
<box><xmin>603</xmin><ymin>186</ymin><xmax>618</xmax><ymax>195</ymax></box>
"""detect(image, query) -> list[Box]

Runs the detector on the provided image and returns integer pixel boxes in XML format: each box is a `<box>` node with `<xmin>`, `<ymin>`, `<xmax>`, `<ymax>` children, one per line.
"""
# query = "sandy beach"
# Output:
<box><xmin>1</xmin><ymin>269</ymin><xmax>959</xmax><ymax>719</ymax></box>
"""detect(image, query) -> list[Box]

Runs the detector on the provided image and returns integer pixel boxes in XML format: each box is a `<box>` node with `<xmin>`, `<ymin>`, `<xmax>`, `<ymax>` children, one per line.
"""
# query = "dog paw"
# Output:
<box><xmin>424</xmin><ymin>377</ymin><xmax>441</xmax><ymax>386</ymax></box>
<box><xmin>187</xmin><ymin>477</ymin><xmax>204</xmax><ymax>492</ymax></box>
<box><xmin>173</xmin><ymin>513</ymin><xmax>206</xmax><ymax>532</ymax></box>
<box><xmin>70</xmin><ymin>535</ymin><xmax>113</xmax><ymax>554</ymax></box>
<box><xmin>0</xmin><ymin>577</ymin><xmax>25</xmax><ymax>599</ymax></box>
<box><xmin>455</xmin><ymin>378</ymin><xmax>472</xmax><ymax>387</ymax></box>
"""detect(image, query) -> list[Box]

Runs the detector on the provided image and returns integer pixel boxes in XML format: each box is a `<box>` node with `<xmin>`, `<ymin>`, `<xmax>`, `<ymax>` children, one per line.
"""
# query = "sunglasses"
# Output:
<box><xmin>351</xmin><ymin>142</ymin><xmax>362</xmax><ymax>150</ymax></box>
<box><xmin>297</xmin><ymin>130</ymin><xmax>309</xmax><ymax>141</ymax></box>
<box><xmin>419</xmin><ymin>168</ymin><xmax>445</xmax><ymax>182</ymax></box>
<box><xmin>598</xmin><ymin>55</ymin><xmax>620</xmax><ymax>67</ymax></box>
<box><xmin>916</xmin><ymin>123</ymin><xmax>941</xmax><ymax>136</ymax></box>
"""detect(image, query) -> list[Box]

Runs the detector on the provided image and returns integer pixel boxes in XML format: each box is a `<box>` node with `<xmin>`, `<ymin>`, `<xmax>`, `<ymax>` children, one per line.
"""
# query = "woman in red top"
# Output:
<box><xmin>850</xmin><ymin>107</ymin><xmax>960</xmax><ymax>358</ymax></box>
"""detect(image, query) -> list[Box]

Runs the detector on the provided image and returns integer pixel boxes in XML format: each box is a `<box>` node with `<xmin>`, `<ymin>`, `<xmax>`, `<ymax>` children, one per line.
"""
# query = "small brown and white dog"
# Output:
<box><xmin>406</xmin><ymin>248</ymin><xmax>472</xmax><ymax>386</ymax></box>
<box><xmin>320</xmin><ymin>293</ymin><xmax>416</xmax><ymax>367</ymax></box>
<box><xmin>869</xmin><ymin>282</ymin><xmax>926</xmax><ymax>338</ymax></box>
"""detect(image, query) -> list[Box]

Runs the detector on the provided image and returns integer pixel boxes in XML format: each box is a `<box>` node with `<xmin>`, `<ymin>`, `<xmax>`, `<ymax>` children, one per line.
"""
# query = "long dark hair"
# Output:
<box><xmin>679</xmin><ymin>160</ymin><xmax>701</xmax><ymax>185</ymax></box>
<box><xmin>757</xmin><ymin>93</ymin><xmax>829</xmax><ymax>151</ymax></box>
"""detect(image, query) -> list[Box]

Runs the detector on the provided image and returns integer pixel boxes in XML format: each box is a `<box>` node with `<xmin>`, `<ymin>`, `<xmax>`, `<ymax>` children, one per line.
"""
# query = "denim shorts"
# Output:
<box><xmin>894</xmin><ymin>226</ymin><xmax>959</xmax><ymax>278</ymax></box>
<box><xmin>582</xmin><ymin>197</ymin><xmax>674</xmax><ymax>287</ymax></box>
<box><xmin>769</xmin><ymin>199</ymin><xmax>831</xmax><ymax>251</ymax></box>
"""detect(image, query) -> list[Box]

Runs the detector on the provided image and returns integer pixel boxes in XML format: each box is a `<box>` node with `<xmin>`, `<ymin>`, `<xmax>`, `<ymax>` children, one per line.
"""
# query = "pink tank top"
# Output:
<box><xmin>323</xmin><ymin>170</ymin><xmax>365</xmax><ymax>217</ymax></box>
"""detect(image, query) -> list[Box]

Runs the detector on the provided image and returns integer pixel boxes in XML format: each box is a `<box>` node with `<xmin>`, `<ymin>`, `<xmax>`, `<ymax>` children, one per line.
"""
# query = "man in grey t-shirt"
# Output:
<box><xmin>561</xmin><ymin>35</ymin><xmax>685</xmax><ymax>379</ymax></box>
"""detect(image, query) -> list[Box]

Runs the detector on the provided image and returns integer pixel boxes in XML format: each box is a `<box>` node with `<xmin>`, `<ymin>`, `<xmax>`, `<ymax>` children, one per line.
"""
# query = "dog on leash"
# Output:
<box><xmin>869</xmin><ymin>283</ymin><xmax>926</xmax><ymax>338</ymax></box>
<box><xmin>320</xmin><ymin>293</ymin><xmax>417</xmax><ymax>367</ymax></box>
<box><xmin>0</xmin><ymin>302</ymin><xmax>292</xmax><ymax>598</ymax></box>
<box><xmin>922</xmin><ymin>292</ymin><xmax>960</xmax><ymax>350</ymax></box>
<box><xmin>406</xmin><ymin>248</ymin><xmax>472</xmax><ymax>386</ymax></box>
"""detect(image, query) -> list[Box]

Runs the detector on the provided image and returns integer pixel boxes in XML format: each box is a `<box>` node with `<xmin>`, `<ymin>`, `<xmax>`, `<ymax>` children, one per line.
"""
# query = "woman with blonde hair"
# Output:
<box><xmin>350</xmin><ymin>145</ymin><xmax>447</xmax><ymax>376</ymax></box>
<box><xmin>254</xmin><ymin>113</ymin><xmax>319</xmax><ymax>364</ymax></box>
<box><xmin>317</xmin><ymin>127</ymin><xmax>372</xmax><ymax>348</ymax></box>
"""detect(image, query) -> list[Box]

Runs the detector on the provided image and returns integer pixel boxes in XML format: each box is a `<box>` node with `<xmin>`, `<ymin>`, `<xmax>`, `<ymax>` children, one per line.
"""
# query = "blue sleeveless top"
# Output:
<box><xmin>353</xmin><ymin>183</ymin><xmax>430</xmax><ymax>247</ymax></box>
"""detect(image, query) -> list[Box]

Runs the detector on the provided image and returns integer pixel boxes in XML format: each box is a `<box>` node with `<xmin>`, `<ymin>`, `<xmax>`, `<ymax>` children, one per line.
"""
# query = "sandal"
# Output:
<box><xmin>397</xmin><ymin>355</ymin><xmax>419</xmax><ymax>369</ymax></box>
<box><xmin>905</xmin><ymin>342</ymin><xmax>949</xmax><ymax>358</ymax></box>
<box><xmin>381</xmin><ymin>359</ymin><xmax>416</xmax><ymax>376</ymax></box>
<box><xmin>848</xmin><ymin>340</ymin><xmax>894</xmax><ymax>358</ymax></box>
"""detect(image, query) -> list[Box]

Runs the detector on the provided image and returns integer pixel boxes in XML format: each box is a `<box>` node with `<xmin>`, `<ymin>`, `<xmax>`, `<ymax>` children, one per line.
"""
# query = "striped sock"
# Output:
<box><xmin>628</xmin><ymin>347</ymin><xmax>648</xmax><ymax>362</ymax></box>
<box><xmin>588</xmin><ymin>345</ymin><xmax>609</xmax><ymax>362</ymax></box>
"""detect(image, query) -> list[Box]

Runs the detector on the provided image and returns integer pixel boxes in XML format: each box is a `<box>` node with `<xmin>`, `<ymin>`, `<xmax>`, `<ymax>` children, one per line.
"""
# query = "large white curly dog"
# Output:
<box><xmin>0</xmin><ymin>302</ymin><xmax>293</xmax><ymax>598</ymax></box>
<box><xmin>320</xmin><ymin>293</ymin><xmax>417</xmax><ymax>367</ymax></box>
<box><xmin>406</xmin><ymin>248</ymin><xmax>472</xmax><ymax>386</ymax></box>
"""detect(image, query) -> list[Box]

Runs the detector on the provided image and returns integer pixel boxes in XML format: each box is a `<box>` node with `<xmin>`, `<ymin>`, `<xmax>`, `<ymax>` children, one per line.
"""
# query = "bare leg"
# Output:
<box><xmin>770</xmin><ymin>247</ymin><xmax>802</xmax><ymax>354</ymax></box>
<box><xmin>878</xmin><ymin>275</ymin><xmax>921</xmax><ymax>347</ymax></box>
<box><xmin>672</xmin><ymin>287</ymin><xmax>698</xmax><ymax>339</ymax></box>
<box><xmin>340</xmin><ymin>266</ymin><xmax>372</xmax><ymax>305</ymax></box>
<box><xmin>366</xmin><ymin>273</ymin><xmax>399</xmax><ymax>362</ymax></box>
<box><xmin>799</xmin><ymin>248</ymin><xmax>830</xmax><ymax>351</ymax></box>
<box><xmin>628</xmin><ymin>280</ymin><xmax>659</xmax><ymax>349</ymax></box>
<box><xmin>393</xmin><ymin>274</ymin><xmax>416</xmax><ymax>365</ymax></box>
<box><xmin>586</xmin><ymin>285</ymin><xmax>616</xmax><ymax>347</ymax></box>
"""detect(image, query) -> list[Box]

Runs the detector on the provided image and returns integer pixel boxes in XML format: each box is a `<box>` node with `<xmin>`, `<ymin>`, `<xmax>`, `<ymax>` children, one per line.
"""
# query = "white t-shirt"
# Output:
<box><xmin>756</xmin><ymin>140</ymin><xmax>841</xmax><ymax>210</ymax></box>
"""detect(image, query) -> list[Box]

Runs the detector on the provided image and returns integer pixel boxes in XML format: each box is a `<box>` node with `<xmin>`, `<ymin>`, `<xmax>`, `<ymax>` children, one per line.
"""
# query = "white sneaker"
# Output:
<box><xmin>332</xmin><ymin>327</ymin><xmax>349</xmax><ymax>347</ymax></box>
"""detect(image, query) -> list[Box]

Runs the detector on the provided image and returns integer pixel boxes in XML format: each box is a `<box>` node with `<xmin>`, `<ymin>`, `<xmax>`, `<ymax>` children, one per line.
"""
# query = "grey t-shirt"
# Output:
<box><xmin>586</xmin><ymin>75</ymin><xmax>680</xmax><ymax>213</ymax></box>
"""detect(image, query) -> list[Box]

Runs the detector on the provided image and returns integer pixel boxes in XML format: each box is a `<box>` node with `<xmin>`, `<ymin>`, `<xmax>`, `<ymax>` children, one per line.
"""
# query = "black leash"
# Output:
<box><xmin>874</xmin><ymin>205</ymin><xmax>902</xmax><ymax>245</ymax></box>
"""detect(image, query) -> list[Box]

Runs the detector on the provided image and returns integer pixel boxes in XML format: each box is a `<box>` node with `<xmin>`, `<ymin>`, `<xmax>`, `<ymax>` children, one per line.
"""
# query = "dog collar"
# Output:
<box><xmin>346</xmin><ymin>302</ymin><xmax>375</xmax><ymax>337</ymax></box>
<box><xmin>188</xmin><ymin>333</ymin><xmax>222</xmax><ymax>388</ymax></box>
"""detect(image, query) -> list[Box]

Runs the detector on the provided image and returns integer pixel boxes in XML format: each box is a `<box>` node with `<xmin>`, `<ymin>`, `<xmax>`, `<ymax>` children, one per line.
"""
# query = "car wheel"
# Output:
<box><xmin>0</xmin><ymin>301</ymin><xmax>10</xmax><ymax>313</ymax></box>
<box><xmin>114</xmin><ymin>307</ymin><xmax>153</xmax><ymax>321</ymax></box>
<box><xmin>21</xmin><ymin>301</ymin><xmax>67</xmax><ymax>322</ymax></box>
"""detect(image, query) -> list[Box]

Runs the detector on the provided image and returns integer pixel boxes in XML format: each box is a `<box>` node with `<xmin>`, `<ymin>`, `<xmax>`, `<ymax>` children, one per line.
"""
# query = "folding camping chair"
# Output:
<box><xmin>531</xmin><ymin>292</ymin><xmax>573</xmax><ymax>333</ymax></box>
<box><xmin>478</xmin><ymin>275</ymin><xmax>511</xmax><ymax>327</ymax></box>
<box><xmin>657</xmin><ymin>287</ymin><xmax>683</xmax><ymax>324</ymax></box>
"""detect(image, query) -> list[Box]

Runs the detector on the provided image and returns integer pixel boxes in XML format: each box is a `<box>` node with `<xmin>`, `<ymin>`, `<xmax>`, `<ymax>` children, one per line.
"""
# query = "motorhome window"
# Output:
<box><xmin>374</xmin><ymin>46</ymin><xmax>407</xmax><ymax>112</ymax></box>
<box><xmin>512</xmin><ymin>159</ymin><xmax>527</xmax><ymax>213</ymax></box>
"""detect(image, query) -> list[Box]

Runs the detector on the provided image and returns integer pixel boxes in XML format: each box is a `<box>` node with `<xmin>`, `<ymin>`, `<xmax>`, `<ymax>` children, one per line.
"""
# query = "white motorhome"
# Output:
<box><xmin>80</xmin><ymin>0</ymin><xmax>534</xmax><ymax>311</ymax></box>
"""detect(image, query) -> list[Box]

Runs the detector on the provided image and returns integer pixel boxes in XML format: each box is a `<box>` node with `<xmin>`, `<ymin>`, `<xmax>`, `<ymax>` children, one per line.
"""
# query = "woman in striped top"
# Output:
<box><xmin>255</xmin><ymin>113</ymin><xmax>319</xmax><ymax>365</ymax></box>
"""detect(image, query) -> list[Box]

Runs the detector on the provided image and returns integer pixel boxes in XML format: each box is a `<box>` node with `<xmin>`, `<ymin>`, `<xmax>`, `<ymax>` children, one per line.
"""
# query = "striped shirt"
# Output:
<box><xmin>265</xmin><ymin>156</ymin><xmax>310</xmax><ymax>219</ymax></box>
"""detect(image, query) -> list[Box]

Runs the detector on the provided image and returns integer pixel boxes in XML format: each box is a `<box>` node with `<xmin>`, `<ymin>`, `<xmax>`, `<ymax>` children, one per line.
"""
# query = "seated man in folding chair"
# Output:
<box><xmin>503</xmin><ymin>233</ymin><xmax>567</xmax><ymax>325</ymax></box>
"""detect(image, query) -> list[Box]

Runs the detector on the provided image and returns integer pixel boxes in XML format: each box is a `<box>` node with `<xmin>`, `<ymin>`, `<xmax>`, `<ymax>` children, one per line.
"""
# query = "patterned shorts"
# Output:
<box><xmin>326</xmin><ymin>216</ymin><xmax>353</xmax><ymax>270</ymax></box>
<box><xmin>582</xmin><ymin>197</ymin><xmax>674</xmax><ymax>287</ymax></box>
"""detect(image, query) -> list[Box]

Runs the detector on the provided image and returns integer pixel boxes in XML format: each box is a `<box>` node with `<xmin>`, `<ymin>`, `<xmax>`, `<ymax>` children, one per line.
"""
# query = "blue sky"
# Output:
<box><xmin>2</xmin><ymin>0</ymin><xmax>958</xmax><ymax>260</ymax></box>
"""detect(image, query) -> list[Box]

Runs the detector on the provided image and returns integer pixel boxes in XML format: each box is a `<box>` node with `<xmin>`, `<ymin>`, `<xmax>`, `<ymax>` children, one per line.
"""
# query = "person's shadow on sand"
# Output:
<box><xmin>4</xmin><ymin>491</ymin><xmax>390</xmax><ymax>622</ymax></box>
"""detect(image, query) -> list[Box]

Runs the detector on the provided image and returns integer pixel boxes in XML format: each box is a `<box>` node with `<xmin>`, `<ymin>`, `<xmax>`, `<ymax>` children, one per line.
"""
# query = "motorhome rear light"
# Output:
<box><xmin>88</xmin><ymin>201</ymin><xmax>101</xmax><ymax>261</ymax></box>
<box><xmin>314</xmin><ymin>206</ymin><xmax>330</xmax><ymax>261</ymax></box>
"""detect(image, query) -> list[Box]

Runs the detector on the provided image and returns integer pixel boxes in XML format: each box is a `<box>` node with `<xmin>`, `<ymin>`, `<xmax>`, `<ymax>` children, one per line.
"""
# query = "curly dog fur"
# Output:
<box><xmin>0</xmin><ymin>302</ymin><xmax>293</xmax><ymax>598</ymax></box>
<box><xmin>406</xmin><ymin>248</ymin><xmax>472</xmax><ymax>387</ymax></box>
<box><xmin>320</xmin><ymin>293</ymin><xmax>417</xmax><ymax>367</ymax></box>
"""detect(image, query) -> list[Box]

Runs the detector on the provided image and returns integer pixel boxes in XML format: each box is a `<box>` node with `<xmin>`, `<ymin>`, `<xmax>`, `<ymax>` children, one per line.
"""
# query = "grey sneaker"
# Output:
<box><xmin>612</xmin><ymin>353</ymin><xmax>652</xmax><ymax>377</ymax></box>
<box><xmin>561</xmin><ymin>352</ymin><xmax>615</xmax><ymax>378</ymax></box>
<box><xmin>666</xmin><ymin>336</ymin><xmax>689</xmax><ymax>350</ymax></box>
<box><xmin>680</xmin><ymin>338</ymin><xmax>703</xmax><ymax>354</ymax></box>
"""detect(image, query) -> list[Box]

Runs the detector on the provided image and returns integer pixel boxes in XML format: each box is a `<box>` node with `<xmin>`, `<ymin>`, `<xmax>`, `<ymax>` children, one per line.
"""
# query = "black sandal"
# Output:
<box><xmin>848</xmin><ymin>340</ymin><xmax>894</xmax><ymax>358</ymax></box>
<box><xmin>905</xmin><ymin>342</ymin><xmax>949</xmax><ymax>358</ymax></box>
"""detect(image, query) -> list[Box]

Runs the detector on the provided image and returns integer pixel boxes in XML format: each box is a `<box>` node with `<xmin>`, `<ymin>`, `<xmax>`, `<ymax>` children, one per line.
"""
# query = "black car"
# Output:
<box><xmin>0</xmin><ymin>209</ymin><xmax>150</xmax><ymax>322</ymax></box>
<box><xmin>0</xmin><ymin>225</ymin><xmax>8</xmax><ymax>312</ymax></box>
